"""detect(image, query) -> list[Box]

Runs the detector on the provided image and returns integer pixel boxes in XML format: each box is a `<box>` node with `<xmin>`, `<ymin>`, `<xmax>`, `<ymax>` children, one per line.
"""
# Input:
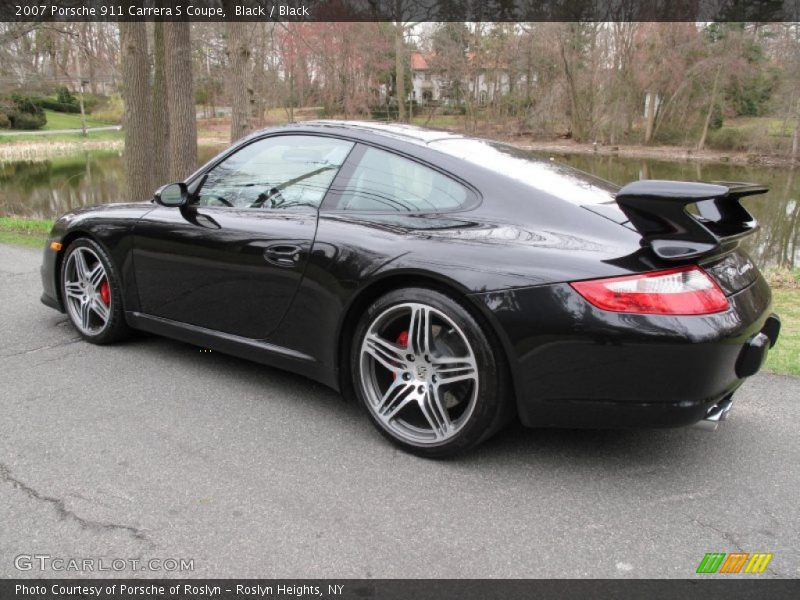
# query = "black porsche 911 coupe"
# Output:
<box><xmin>40</xmin><ymin>121</ymin><xmax>780</xmax><ymax>457</ymax></box>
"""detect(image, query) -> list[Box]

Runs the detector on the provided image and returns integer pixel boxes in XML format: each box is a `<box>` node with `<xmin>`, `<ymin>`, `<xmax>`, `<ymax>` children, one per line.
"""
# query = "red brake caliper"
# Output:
<box><xmin>99</xmin><ymin>280</ymin><xmax>111</xmax><ymax>305</ymax></box>
<box><xmin>392</xmin><ymin>331</ymin><xmax>409</xmax><ymax>381</ymax></box>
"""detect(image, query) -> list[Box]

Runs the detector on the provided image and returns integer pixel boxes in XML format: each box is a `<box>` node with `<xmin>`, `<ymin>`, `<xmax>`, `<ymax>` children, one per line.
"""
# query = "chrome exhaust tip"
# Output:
<box><xmin>693</xmin><ymin>418</ymin><xmax>720</xmax><ymax>432</ymax></box>
<box><xmin>693</xmin><ymin>397</ymin><xmax>733</xmax><ymax>431</ymax></box>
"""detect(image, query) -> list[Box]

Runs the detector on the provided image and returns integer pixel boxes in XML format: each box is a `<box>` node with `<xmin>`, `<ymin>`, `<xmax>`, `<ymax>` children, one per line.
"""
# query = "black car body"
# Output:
<box><xmin>40</xmin><ymin>121</ymin><xmax>780</xmax><ymax>455</ymax></box>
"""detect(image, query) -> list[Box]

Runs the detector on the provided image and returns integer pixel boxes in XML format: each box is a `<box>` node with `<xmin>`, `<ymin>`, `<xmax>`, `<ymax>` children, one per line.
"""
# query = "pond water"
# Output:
<box><xmin>0</xmin><ymin>146</ymin><xmax>220</xmax><ymax>221</ymax></box>
<box><xmin>0</xmin><ymin>148</ymin><xmax>797</xmax><ymax>269</ymax></box>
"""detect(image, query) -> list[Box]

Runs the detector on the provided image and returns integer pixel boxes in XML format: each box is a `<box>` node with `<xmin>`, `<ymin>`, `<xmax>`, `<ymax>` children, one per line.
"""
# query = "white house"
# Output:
<box><xmin>409</xmin><ymin>52</ymin><xmax>512</xmax><ymax>106</ymax></box>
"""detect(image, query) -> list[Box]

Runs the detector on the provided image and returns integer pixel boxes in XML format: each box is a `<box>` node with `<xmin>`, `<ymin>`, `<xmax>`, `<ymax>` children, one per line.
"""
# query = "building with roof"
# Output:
<box><xmin>409</xmin><ymin>52</ymin><xmax>513</xmax><ymax>106</ymax></box>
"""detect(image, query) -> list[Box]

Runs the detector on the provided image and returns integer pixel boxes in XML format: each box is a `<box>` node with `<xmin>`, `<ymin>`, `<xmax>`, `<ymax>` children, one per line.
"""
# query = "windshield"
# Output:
<box><xmin>429</xmin><ymin>138</ymin><xmax>618</xmax><ymax>206</ymax></box>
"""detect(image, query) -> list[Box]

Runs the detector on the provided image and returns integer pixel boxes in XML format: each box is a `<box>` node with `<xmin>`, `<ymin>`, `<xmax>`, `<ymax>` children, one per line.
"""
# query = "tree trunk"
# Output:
<box><xmin>49</xmin><ymin>47</ymin><xmax>57</xmax><ymax>78</ymax></box>
<box><xmin>75</xmin><ymin>55</ymin><xmax>87</xmax><ymax>138</ymax></box>
<box><xmin>697</xmin><ymin>66</ymin><xmax>721</xmax><ymax>151</ymax></box>
<box><xmin>395</xmin><ymin>22</ymin><xmax>406</xmax><ymax>122</ymax></box>
<box><xmin>164</xmin><ymin>22</ymin><xmax>197</xmax><ymax>181</ymax></box>
<box><xmin>792</xmin><ymin>97</ymin><xmax>800</xmax><ymax>162</ymax></box>
<box><xmin>644</xmin><ymin>90</ymin><xmax>657</xmax><ymax>144</ymax></box>
<box><xmin>226</xmin><ymin>19</ymin><xmax>251</xmax><ymax>142</ymax></box>
<box><xmin>152</xmin><ymin>22</ymin><xmax>169</xmax><ymax>186</ymax></box>
<box><xmin>252</xmin><ymin>23</ymin><xmax>269</xmax><ymax>129</ymax></box>
<box><xmin>81</xmin><ymin>22</ymin><xmax>99</xmax><ymax>96</ymax></box>
<box><xmin>288</xmin><ymin>69</ymin><xmax>295</xmax><ymax>123</ymax></box>
<box><xmin>119</xmin><ymin>22</ymin><xmax>154</xmax><ymax>201</ymax></box>
<box><xmin>559</xmin><ymin>38</ymin><xmax>584</xmax><ymax>141</ymax></box>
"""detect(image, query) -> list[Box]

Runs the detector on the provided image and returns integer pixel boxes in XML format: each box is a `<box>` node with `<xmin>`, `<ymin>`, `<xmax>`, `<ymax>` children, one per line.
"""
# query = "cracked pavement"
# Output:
<box><xmin>1</xmin><ymin>242</ymin><xmax>799</xmax><ymax>578</ymax></box>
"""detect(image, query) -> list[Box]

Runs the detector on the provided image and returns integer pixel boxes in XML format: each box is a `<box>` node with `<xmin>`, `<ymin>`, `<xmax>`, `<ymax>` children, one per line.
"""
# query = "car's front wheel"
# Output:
<box><xmin>352</xmin><ymin>287</ymin><xmax>510</xmax><ymax>457</ymax></box>
<box><xmin>61</xmin><ymin>238</ymin><xmax>130</xmax><ymax>344</ymax></box>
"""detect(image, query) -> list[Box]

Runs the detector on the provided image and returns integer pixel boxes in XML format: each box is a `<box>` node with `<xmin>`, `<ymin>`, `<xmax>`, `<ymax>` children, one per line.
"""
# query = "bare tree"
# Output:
<box><xmin>391</xmin><ymin>0</ymin><xmax>428</xmax><ymax>122</ymax></box>
<box><xmin>8</xmin><ymin>19</ymin><xmax>800</xmax><ymax>162</ymax></box>
<box><xmin>164</xmin><ymin>22</ymin><xmax>197</xmax><ymax>180</ymax></box>
<box><xmin>697</xmin><ymin>65</ymin><xmax>722</xmax><ymax>150</ymax></box>
<box><xmin>225</xmin><ymin>15</ymin><xmax>252</xmax><ymax>142</ymax></box>
<box><xmin>152</xmin><ymin>22</ymin><xmax>169</xmax><ymax>186</ymax></box>
<box><xmin>119</xmin><ymin>22</ymin><xmax>154</xmax><ymax>201</ymax></box>
<box><xmin>775</xmin><ymin>23</ymin><xmax>800</xmax><ymax>161</ymax></box>
<box><xmin>793</xmin><ymin>97</ymin><xmax>800</xmax><ymax>160</ymax></box>
<box><xmin>395</xmin><ymin>21</ymin><xmax>407</xmax><ymax>121</ymax></box>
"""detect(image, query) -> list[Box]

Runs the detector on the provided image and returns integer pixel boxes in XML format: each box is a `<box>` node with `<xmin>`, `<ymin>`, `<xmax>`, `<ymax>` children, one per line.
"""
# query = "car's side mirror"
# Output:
<box><xmin>154</xmin><ymin>182</ymin><xmax>188</xmax><ymax>208</ymax></box>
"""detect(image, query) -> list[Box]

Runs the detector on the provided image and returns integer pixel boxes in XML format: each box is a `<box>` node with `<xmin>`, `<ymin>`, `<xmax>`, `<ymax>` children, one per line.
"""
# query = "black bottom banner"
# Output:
<box><xmin>2</xmin><ymin>579</ymin><xmax>799</xmax><ymax>600</ymax></box>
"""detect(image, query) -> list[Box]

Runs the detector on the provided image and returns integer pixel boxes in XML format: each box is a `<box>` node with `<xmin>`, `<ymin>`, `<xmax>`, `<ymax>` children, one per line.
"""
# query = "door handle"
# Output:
<box><xmin>264</xmin><ymin>244</ymin><xmax>302</xmax><ymax>267</ymax></box>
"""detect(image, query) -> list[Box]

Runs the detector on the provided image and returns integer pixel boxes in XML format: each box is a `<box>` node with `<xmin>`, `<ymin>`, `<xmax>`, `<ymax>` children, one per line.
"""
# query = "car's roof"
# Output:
<box><xmin>239</xmin><ymin>120</ymin><xmax>620</xmax><ymax>209</ymax></box>
<box><xmin>265</xmin><ymin>120</ymin><xmax>467</xmax><ymax>147</ymax></box>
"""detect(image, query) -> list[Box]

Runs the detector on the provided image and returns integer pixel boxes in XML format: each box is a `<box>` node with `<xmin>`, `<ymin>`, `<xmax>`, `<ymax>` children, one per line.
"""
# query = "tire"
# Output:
<box><xmin>351</xmin><ymin>287</ymin><xmax>511</xmax><ymax>458</ymax></box>
<box><xmin>60</xmin><ymin>237</ymin><xmax>130</xmax><ymax>344</ymax></box>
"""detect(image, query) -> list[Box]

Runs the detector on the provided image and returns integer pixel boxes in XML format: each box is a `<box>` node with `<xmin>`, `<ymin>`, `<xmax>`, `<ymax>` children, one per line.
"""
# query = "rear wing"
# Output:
<box><xmin>615</xmin><ymin>180</ymin><xmax>768</xmax><ymax>260</ymax></box>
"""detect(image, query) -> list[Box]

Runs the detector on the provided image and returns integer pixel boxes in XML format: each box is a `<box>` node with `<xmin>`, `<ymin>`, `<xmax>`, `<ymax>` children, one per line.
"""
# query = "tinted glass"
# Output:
<box><xmin>336</xmin><ymin>146</ymin><xmax>470</xmax><ymax>212</ymax></box>
<box><xmin>430</xmin><ymin>138</ymin><xmax>618</xmax><ymax>206</ymax></box>
<box><xmin>195</xmin><ymin>135</ymin><xmax>354</xmax><ymax>209</ymax></box>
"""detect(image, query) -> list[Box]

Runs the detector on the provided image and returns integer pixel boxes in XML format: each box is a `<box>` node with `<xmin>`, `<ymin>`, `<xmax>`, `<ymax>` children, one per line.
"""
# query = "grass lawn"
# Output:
<box><xmin>0</xmin><ymin>110</ymin><xmax>120</xmax><ymax>145</ymax></box>
<box><xmin>725</xmin><ymin>116</ymin><xmax>798</xmax><ymax>138</ymax></box>
<box><xmin>0</xmin><ymin>217</ymin><xmax>53</xmax><ymax>248</ymax></box>
<box><xmin>41</xmin><ymin>109</ymin><xmax>114</xmax><ymax>130</ymax></box>
<box><xmin>0</xmin><ymin>230</ymin><xmax>48</xmax><ymax>248</ymax></box>
<box><xmin>766</xmin><ymin>288</ymin><xmax>799</xmax><ymax>377</ymax></box>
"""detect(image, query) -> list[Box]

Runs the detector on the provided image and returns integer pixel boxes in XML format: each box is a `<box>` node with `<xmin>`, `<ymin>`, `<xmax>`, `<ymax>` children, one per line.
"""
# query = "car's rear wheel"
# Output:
<box><xmin>352</xmin><ymin>287</ymin><xmax>510</xmax><ymax>457</ymax></box>
<box><xmin>61</xmin><ymin>238</ymin><xmax>130</xmax><ymax>344</ymax></box>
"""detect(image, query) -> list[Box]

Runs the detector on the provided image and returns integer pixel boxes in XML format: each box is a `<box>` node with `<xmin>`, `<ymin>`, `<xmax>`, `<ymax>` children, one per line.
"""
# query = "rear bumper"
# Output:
<box><xmin>736</xmin><ymin>314</ymin><xmax>779</xmax><ymax>378</ymax></box>
<box><xmin>473</xmin><ymin>274</ymin><xmax>778</xmax><ymax>428</ymax></box>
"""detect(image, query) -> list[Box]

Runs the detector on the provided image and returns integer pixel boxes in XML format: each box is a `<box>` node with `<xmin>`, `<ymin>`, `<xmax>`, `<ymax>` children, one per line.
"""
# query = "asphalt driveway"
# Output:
<box><xmin>1</xmin><ymin>243</ymin><xmax>798</xmax><ymax>578</ymax></box>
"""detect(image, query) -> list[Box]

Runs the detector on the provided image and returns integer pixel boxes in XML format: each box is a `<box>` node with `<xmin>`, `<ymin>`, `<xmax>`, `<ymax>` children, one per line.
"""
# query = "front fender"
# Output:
<box><xmin>40</xmin><ymin>202</ymin><xmax>155</xmax><ymax>314</ymax></box>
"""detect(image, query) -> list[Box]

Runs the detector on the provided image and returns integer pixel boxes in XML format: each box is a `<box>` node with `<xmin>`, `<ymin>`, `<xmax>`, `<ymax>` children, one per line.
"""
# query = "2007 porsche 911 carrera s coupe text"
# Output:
<box><xmin>40</xmin><ymin>122</ymin><xmax>781</xmax><ymax>457</ymax></box>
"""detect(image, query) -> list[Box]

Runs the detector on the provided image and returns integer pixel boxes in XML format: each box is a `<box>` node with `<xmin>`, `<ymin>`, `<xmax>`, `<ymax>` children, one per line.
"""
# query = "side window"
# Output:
<box><xmin>336</xmin><ymin>146</ymin><xmax>470</xmax><ymax>212</ymax></box>
<box><xmin>194</xmin><ymin>135</ymin><xmax>354</xmax><ymax>210</ymax></box>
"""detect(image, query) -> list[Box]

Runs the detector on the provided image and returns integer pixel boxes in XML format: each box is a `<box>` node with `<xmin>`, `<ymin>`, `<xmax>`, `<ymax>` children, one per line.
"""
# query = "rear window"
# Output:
<box><xmin>430</xmin><ymin>138</ymin><xmax>618</xmax><ymax>206</ymax></box>
<box><xmin>335</xmin><ymin>146</ymin><xmax>471</xmax><ymax>212</ymax></box>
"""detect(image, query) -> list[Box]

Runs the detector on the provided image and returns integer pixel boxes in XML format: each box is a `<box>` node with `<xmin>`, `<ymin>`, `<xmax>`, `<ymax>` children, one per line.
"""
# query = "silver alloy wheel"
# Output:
<box><xmin>359</xmin><ymin>302</ymin><xmax>479</xmax><ymax>445</ymax></box>
<box><xmin>63</xmin><ymin>246</ymin><xmax>111</xmax><ymax>336</ymax></box>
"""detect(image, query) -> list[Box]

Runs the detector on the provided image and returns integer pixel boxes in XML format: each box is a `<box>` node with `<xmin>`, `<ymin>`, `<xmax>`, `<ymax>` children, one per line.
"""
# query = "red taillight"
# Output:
<box><xmin>570</xmin><ymin>265</ymin><xmax>729</xmax><ymax>315</ymax></box>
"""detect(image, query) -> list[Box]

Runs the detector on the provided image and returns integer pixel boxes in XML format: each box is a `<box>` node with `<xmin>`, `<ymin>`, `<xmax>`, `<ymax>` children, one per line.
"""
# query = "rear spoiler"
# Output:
<box><xmin>615</xmin><ymin>180</ymin><xmax>768</xmax><ymax>260</ymax></box>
